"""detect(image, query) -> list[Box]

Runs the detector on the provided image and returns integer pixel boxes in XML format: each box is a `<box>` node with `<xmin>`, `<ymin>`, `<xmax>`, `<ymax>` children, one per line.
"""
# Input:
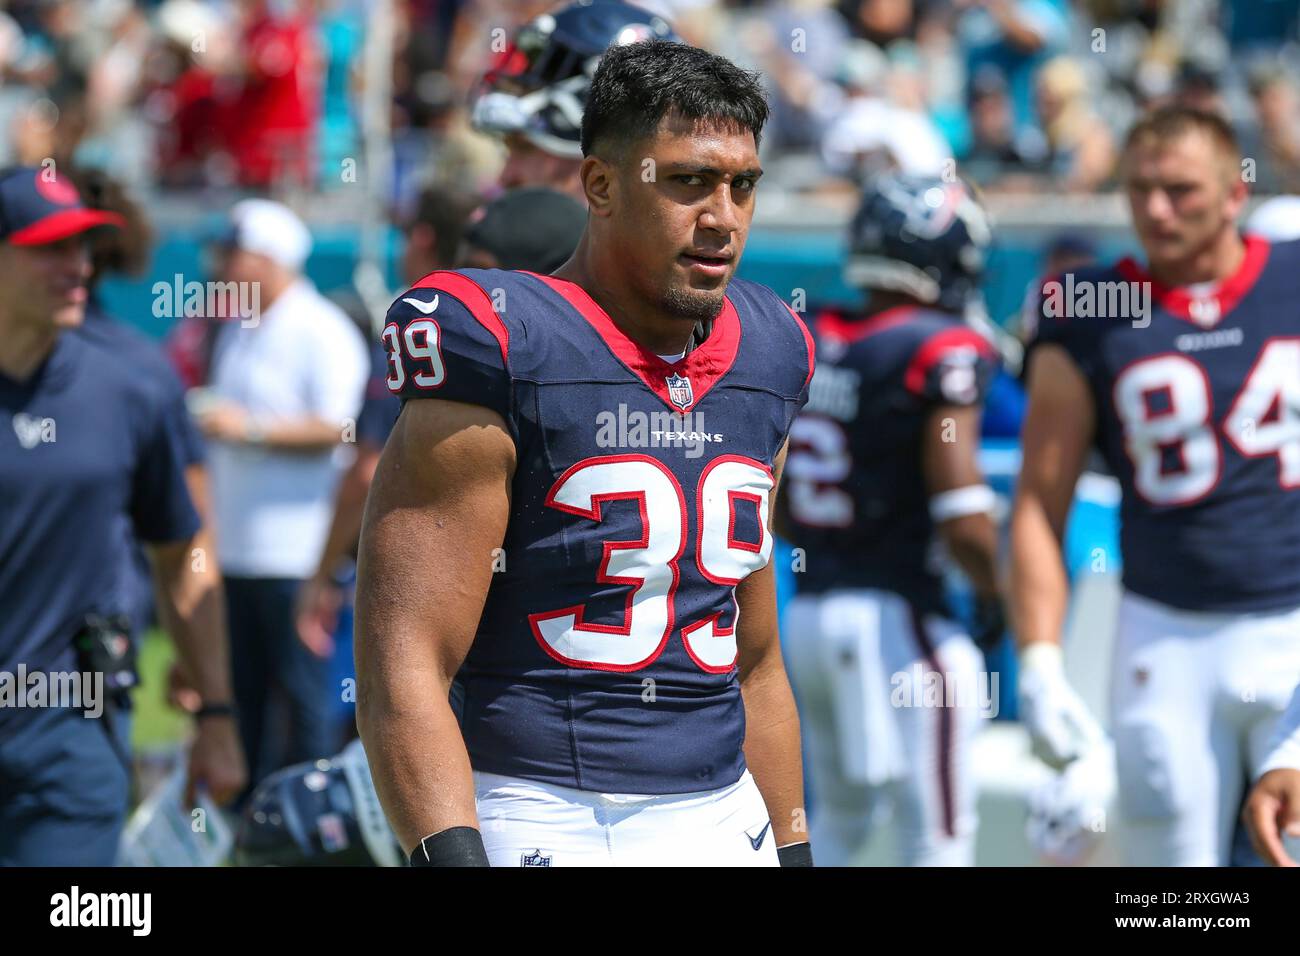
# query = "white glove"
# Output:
<box><xmin>1027</xmin><ymin>739</ymin><xmax>1117</xmax><ymax>866</ymax></box>
<box><xmin>1018</xmin><ymin>642</ymin><xmax>1107</xmax><ymax>770</ymax></box>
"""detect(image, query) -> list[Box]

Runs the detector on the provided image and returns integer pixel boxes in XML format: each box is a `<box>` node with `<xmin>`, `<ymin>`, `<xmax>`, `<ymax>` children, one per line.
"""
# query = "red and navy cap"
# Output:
<box><xmin>0</xmin><ymin>166</ymin><xmax>124</xmax><ymax>245</ymax></box>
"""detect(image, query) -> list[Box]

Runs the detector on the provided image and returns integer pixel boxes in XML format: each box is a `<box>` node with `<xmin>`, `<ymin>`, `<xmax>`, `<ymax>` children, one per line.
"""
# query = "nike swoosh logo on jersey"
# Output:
<box><xmin>746</xmin><ymin>821</ymin><xmax>772</xmax><ymax>851</ymax></box>
<box><xmin>402</xmin><ymin>294</ymin><xmax>439</xmax><ymax>314</ymax></box>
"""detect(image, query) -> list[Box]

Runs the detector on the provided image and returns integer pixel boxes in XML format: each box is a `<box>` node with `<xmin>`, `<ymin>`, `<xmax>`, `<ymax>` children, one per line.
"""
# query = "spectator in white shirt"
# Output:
<box><xmin>195</xmin><ymin>199</ymin><xmax>369</xmax><ymax>797</ymax></box>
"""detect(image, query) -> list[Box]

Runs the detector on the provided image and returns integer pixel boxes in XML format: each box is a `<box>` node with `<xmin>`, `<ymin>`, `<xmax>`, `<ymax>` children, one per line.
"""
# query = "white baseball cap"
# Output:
<box><xmin>222</xmin><ymin>198</ymin><xmax>312</xmax><ymax>272</ymax></box>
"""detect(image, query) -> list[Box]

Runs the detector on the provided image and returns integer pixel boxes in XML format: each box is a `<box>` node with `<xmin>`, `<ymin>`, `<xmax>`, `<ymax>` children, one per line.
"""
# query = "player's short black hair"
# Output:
<box><xmin>581</xmin><ymin>40</ymin><xmax>769</xmax><ymax>161</ymax></box>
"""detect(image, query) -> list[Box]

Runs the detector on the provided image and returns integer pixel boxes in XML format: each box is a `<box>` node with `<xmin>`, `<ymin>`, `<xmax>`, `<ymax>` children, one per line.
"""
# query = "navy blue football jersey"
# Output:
<box><xmin>778</xmin><ymin>306</ymin><xmax>999</xmax><ymax>614</ymax></box>
<box><xmin>381</xmin><ymin>269</ymin><xmax>814</xmax><ymax>794</ymax></box>
<box><xmin>1031</xmin><ymin>235</ymin><xmax>1300</xmax><ymax>612</ymax></box>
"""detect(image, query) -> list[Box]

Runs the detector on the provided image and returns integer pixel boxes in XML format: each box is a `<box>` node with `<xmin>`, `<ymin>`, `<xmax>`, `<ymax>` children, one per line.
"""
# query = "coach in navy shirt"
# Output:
<box><xmin>71</xmin><ymin>167</ymin><xmax>211</xmax><ymax>643</ymax></box>
<box><xmin>0</xmin><ymin>166</ymin><xmax>246</xmax><ymax>865</ymax></box>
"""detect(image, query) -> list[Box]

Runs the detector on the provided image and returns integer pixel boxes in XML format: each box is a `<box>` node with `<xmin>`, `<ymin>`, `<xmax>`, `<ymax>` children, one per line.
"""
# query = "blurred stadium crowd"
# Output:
<box><xmin>1</xmin><ymin>0</ymin><xmax>1297</xmax><ymax>205</ymax></box>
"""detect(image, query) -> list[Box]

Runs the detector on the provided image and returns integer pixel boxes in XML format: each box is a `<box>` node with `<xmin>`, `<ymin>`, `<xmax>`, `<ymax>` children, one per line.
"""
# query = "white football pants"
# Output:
<box><xmin>474</xmin><ymin>769</ymin><xmax>779</xmax><ymax>866</ymax></box>
<box><xmin>783</xmin><ymin>589</ymin><xmax>987</xmax><ymax>866</ymax></box>
<box><xmin>1110</xmin><ymin>590</ymin><xmax>1300</xmax><ymax>866</ymax></box>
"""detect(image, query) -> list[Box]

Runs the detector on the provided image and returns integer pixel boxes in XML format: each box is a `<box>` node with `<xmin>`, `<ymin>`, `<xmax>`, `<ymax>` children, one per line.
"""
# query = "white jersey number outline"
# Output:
<box><xmin>383</xmin><ymin>318</ymin><xmax>446</xmax><ymax>392</ymax></box>
<box><xmin>784</xmin><ymin>414</ymin><xmax>853</xmax><ymax>527</ymax></box>
<box><xmin>1113</xmin><ymin>340</ymin><xmax>1300</xmax><ymax>504</ymax></box>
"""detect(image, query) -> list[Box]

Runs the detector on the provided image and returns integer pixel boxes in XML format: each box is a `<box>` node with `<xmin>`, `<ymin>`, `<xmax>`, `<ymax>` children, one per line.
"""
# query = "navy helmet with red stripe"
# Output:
<box><xmin>0</xmin><ymin>166</ymin><xmax>123</xmax><ymax>245</ymax></box>
<box><xmin>235</xmin><ymin>739</ymin><xmax>403</xmax><ymax>867</ymax></box>
<box><xmin>845</xmin><ymin>173</ymin><xmax>993</xmax><ymax>315</ymax></box>
<box><xmin>472</xmin><ymin>1</ymin><xmax>678</xmax><ymax>158</ymax></box>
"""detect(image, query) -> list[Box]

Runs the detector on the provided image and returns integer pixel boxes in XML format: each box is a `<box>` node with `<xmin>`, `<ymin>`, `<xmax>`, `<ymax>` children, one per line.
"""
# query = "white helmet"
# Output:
<box><xmin>1246</xmin><ymin>196</ymin><xmax>1300</xmax><ymax>243</ymax></box>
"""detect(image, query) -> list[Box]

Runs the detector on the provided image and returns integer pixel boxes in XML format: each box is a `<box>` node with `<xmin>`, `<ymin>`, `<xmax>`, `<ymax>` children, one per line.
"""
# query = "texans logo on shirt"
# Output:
<box><xmin>12</xmin><ymin>413</ymin><xmax>50</xmax><ymax>449</ymax></box>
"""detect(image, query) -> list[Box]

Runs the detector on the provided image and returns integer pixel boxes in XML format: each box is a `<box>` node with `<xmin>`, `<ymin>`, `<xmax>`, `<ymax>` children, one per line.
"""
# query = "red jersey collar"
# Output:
<box><xmin>1115</xmin><ymin>234</ymin><xmax>1270</xmax><ymax>328</ymax></box>
<box><xmin>527</xmin><ymin>272</ymin><xmax>741</xmax><ymax>414</ymax></box>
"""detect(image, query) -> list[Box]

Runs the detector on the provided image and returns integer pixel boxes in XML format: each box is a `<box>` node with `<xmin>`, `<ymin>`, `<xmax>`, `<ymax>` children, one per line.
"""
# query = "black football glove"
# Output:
<box><xmin>971</xmin><ymin>594</ymin><xmax>1007</xmax><ymax>654</ymax></box>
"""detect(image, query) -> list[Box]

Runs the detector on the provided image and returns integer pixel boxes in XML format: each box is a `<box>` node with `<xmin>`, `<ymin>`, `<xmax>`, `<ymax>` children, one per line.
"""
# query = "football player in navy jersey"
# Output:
<box><xmin>776</xmin><ymin>174</ymin><xmax>1004</xmax><ymax>866</ymax></box>
<box><xmin>298</xmin><ymin>0</ymin><xmax>671</xmax><ymax>650</ymax></box>
<box><xmin>355</xmin><ymin>39</ymin><xmax>814</xmax><ymax>867</ymax></box>
<box><xmin>1013</xmin><ymin>106</ymin><xmax>1300</xmax><ymax>866</ymax></box>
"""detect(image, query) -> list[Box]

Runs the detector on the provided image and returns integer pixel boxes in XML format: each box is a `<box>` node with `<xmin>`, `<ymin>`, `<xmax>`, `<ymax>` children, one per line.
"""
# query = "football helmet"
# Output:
<box><xmin>845</xmin><ymin>173</ymin><xmax>993</xmax><ymax>315</ymax></box>
<box><xmin>235</xmin><ymin>738</ymin><xmax>403</xmax><ymax>867</ymax></box>
<box><xmin>472</xmin><ymin>0</ymin><xmax>679</xmax><ymax>158</ymax></box>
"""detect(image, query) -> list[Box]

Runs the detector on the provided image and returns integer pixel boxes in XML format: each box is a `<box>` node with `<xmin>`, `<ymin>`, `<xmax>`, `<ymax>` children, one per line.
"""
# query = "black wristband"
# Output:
<box><xmin>195</xmin><ymin>702</ymin><xmax>236</xmax><ymax>720</ymax></box>
<box><xmin>777</xmin><ymin>842</ymin><xmax>814</xmax><ymax>867</ymax></box>
<box><xmin>408</xmin><ymin>826</ymin><xmax>490</xmax><ymax>867</ymax></box>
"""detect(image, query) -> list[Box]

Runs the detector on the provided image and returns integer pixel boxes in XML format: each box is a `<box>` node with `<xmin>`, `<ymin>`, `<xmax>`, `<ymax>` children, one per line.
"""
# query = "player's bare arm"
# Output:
<box><xmin>354</xmin><ymin>397</ymin><xmax>516</xmax><ymax>858</ymax></box>
<box><xmin>1245</xmin><ymin>686</ymin><xmax>1300</xmax><ymax>866</ymax></box>
<box><xmin>164</xmin><ymin>463</ymin><xmax>222</xmax><ymax>709</ymax></box>
<box><xmin>922</xmin><ymin>403</ymin><xmax>999</xmax><ymax>597</ymax></box>
<box><xmin>1010</xmin><ymin>343</ymin><xmax>1094</xmax><ymax>649</ymax></box>
<box><xmin>297</xmin><ymin>448</ymin><xmax>383</xmax><ymax>656</ymax></box>
<box><xmin>922</xmin><ymin>402</ymin><xmax>1004</xmax><ymax>649</ymax></box>
<box><xmin>1010</xmin><ymin>342</ymin><xmax>1107</xmax><ymax>769</ymax></box>
<box><xmin>148</xmin><ymin>535</ymin><xmax>247</xmax><ymax>806</ymax></box>
<box><xmin>736</xmin><ymin>441</ymin><xmax>807</xmax><ymax>856</ymax></box>
<box><xmin>1244</xmin><ymin>770</ymin><xmax>1300</xmax><ymax>867</ymax></box>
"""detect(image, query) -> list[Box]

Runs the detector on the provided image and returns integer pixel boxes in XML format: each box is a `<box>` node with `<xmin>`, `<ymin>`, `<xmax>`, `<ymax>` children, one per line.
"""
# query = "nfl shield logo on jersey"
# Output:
<box><xmin>521</xmin><ymin>849</ymin><xmax>552</xmax><ymax>867</ymax></box>
<box><xmin>1189</xmin><ymin>296</ymin><xmax>1221</xmax><ymax>328</ymax></box>
<box><xmin>666</xmin><ymin>372</ymin><xmax>694</xmax><ymax>410</ymax></box>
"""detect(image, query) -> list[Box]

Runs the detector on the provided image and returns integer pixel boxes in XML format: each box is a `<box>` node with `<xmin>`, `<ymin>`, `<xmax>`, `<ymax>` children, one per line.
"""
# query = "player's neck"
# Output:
<box><xmin>1148</xmin><ymin>228</ymin><xmax>1245</xmax><ymax>289</ymax></box>
<box><xmin>0</xmin><ymin>313</ymin><xmax>60</xmax><ymax>382</ymax></box>
<box><xmin>552</xmin><ymin>239</ymin><xmax>697</xmax><ymax>356</ymax></box>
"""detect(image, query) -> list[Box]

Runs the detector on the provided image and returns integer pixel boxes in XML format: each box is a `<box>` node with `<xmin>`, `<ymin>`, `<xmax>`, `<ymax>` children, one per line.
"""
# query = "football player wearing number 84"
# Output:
<box><xmin>354</xmin><ymin>40</ymin><xmax>815</xmax><ymax>867</ymax></box>
<box><xmin>1012</xmin><ymin>106</ymin><xmax>1300</xmax><ymax>866</ymax></box>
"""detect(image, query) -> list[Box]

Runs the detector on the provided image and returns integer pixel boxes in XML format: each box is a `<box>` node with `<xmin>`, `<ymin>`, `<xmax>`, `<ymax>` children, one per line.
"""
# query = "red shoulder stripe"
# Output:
<box><xmin>903</xmin><ymin>326</ymin><xmax>997</xmax><ymax>396</ymax></box>
<box><xmin>412</xmin><ymin>271</ymin><xmax>510</xmax><ymax>367</ymax></box>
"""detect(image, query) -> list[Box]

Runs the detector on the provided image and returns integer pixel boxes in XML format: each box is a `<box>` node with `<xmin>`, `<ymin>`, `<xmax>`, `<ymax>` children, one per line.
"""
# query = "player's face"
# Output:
<box><xmin>0</xmin><ymin>236</ymin><xmax>91</xmax><ymax>330</ymax></box>
<box><xmin>1123</xmin><ymin>131</ymin><xmax>1245</xmax><ymax>271</ymax></box>
<box><xmin>501</xmin><ymin>134</ymin><xmax>585</xmax><ymax>200</ymax></box>
<box><xmin>614</xmin><ymin>113</ymin><xmax>761</xmax><ymax>323</ymax></box>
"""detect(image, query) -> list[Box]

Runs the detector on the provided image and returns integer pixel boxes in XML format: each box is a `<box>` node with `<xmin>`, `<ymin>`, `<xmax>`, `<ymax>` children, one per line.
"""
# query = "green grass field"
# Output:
<box><xmin>131</xmin><ymin>631</ymin><xmax>190</xmax><ymax>751</ymax></box>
